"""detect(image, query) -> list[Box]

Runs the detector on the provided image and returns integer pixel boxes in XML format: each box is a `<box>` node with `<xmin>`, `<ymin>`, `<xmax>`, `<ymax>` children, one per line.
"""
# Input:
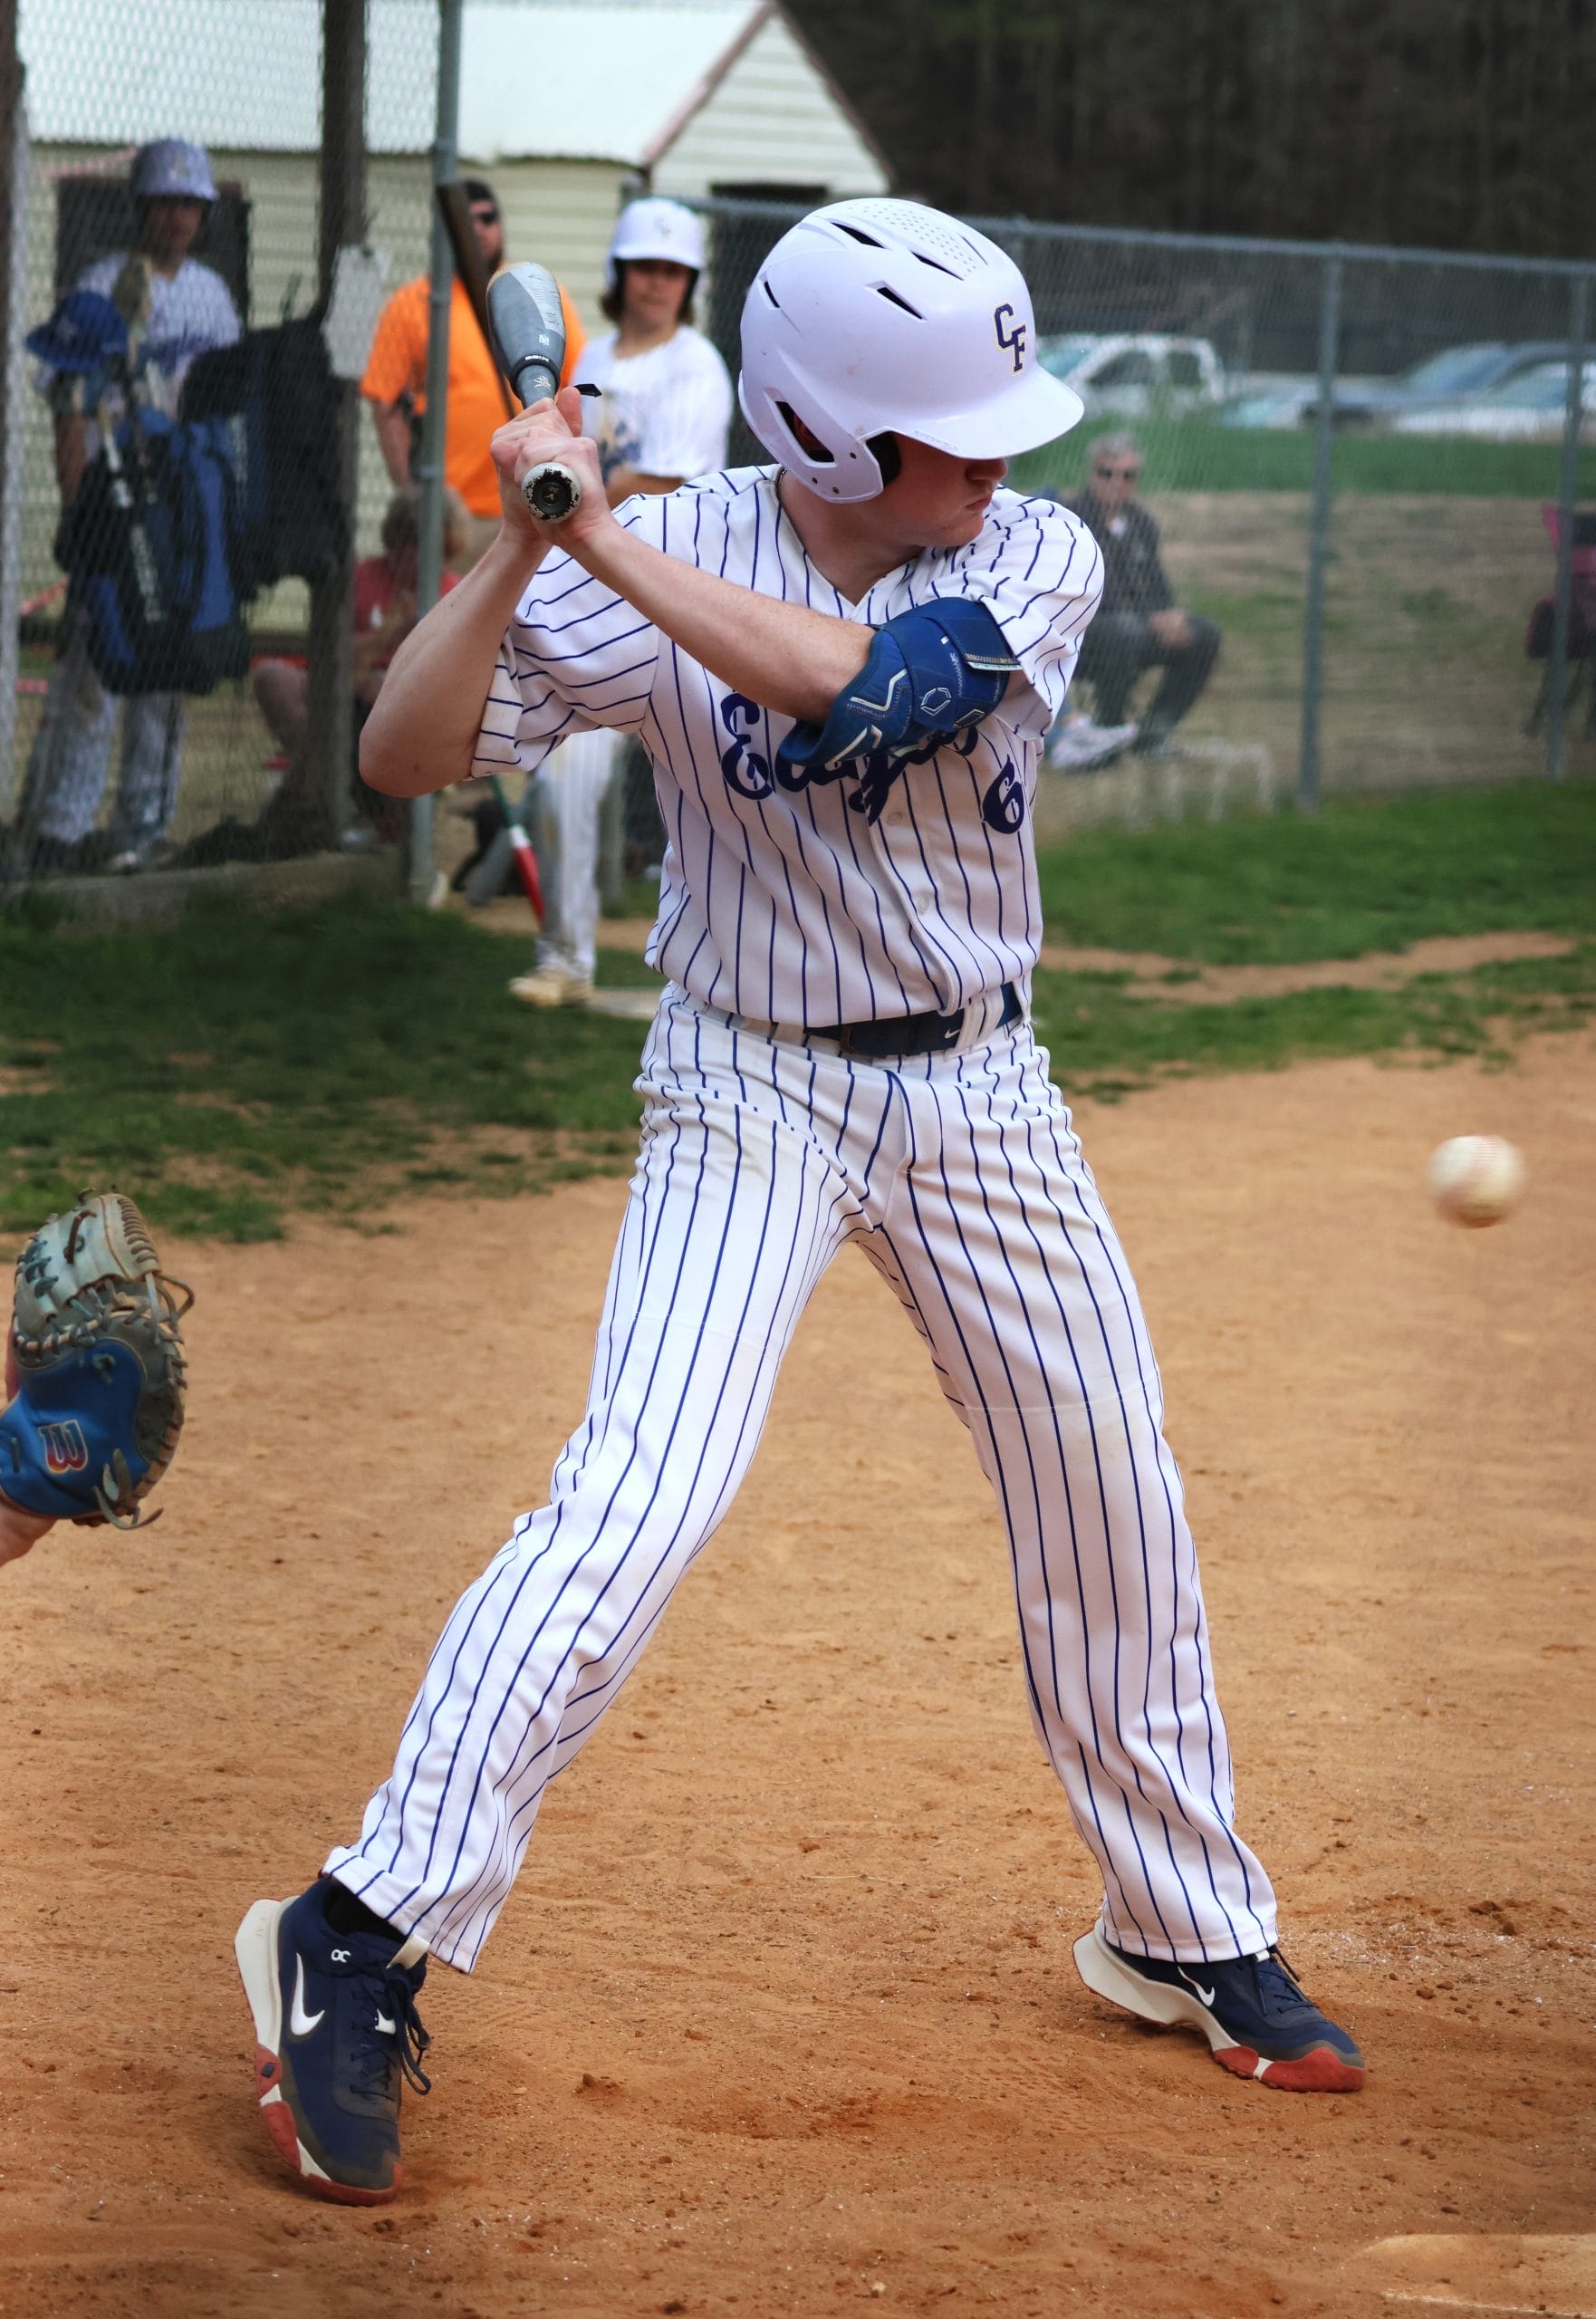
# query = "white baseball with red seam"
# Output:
<box><xmin>1428</xmin><ymin>1135</ymin><xmax>1525</xmax><ymax>1227</ymax></box>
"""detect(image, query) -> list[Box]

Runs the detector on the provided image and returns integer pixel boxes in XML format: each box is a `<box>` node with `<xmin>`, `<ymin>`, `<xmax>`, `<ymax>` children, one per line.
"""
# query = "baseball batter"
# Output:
<box><xmin>236</xmin><ymin>198</ymin><xmax>1364</xmax><ymax>2207</ymax></box>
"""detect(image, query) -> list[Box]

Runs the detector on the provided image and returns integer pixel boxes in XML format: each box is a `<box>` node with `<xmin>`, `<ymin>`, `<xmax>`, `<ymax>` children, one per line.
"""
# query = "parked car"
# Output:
<box><xmin>1334</xmin><ymin>341</ymin><xmax>1574</xmax><ymax>427</ymax></box>
<box><xmin>1035</xmin><ymin>333</ymin><xmax>1227</xmax><ymax>418</ymax></box>
<box><xmin>1388</xmin><ymin>361</ymin><xmax>1596</xmax><ymax>441</ymax></box>
<box><xmin>1220</xmin><ymin>341</ymin><xmax>1575</xmax><ymax>431</ymax></box>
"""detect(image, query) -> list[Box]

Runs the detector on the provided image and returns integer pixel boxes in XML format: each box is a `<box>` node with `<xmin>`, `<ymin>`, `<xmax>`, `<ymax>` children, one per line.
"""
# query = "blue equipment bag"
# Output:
<box><xmin>63</xmin><ymin>408</ymin><xmax>249</xmax><ymax>697</ymax></box>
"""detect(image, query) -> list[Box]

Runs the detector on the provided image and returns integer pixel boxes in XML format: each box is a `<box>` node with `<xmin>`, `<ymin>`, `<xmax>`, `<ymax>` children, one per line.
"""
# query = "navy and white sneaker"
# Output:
<box><xmin>235</xmin><ymin>1879</ymin><xmax>432</xmax><ymax>2202</ymax></box>
<box><xmin>1073</xmin><ymin>1924</ymin><xmax>1365</xmax><ymax>2093</ymax></box>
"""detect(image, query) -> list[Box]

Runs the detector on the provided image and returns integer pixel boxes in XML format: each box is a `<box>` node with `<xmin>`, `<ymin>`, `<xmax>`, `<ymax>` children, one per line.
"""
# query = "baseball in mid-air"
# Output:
<box><xmin>1428</xmin><ymin>1134</ymin><xmax>1526</xmax><ymax>1227</ymax></box>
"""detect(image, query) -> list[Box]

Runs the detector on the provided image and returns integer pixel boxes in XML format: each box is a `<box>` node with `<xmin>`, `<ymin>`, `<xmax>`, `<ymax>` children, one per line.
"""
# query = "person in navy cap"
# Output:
<box><xmin>10</xmin><ymin>140</ymin><xmax>241</xmax><ymax>877</ymax></box>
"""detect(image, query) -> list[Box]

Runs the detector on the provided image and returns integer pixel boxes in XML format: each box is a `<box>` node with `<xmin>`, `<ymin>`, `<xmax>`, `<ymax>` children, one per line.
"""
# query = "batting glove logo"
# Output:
<box><xmin>993</xmin><ymin>303</ymin><xmax>1027</xmax><ymax>373</ymax></box>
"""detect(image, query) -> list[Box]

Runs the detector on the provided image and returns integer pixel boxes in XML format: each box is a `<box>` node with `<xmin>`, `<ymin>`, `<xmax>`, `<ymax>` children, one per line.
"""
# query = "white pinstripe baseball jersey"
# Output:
<box><xmin>63</xmin><ymin>254</ymin><xmax>240</xmax><ymax>417</ymax></box>
<box><xmin>474</xmin><ymin>471</ymin><xmax>1103</xmax><ymax>1026</ymax></box>
<box><xmin>577</xmin><ymin>325</ymin><xmax>733</xmax><ymax>487</ymax></box>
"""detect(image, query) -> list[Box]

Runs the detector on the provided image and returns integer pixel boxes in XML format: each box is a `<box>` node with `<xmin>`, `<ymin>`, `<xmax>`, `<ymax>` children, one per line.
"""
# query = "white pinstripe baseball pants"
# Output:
<box><xmin>326</xmin><ymin>988</ymin><xmax>1278</xmax><ymax>1971</ymax></box>
<box><xmin>530</xmin><ymin>729</ymin><xmax>621</xmax><ymax>985</ymax></box>
<box><xmin>21</xmin><ymin>610</ymin><xmax>185</xmax><ymax>851</ymax></box>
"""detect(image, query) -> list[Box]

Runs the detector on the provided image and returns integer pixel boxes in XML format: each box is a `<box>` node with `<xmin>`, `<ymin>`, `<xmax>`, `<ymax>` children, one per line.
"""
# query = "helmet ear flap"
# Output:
<box><xmin>866</xmin><ymin>432</ymin><xmax>901</xmax><ymax>487</ymax></box>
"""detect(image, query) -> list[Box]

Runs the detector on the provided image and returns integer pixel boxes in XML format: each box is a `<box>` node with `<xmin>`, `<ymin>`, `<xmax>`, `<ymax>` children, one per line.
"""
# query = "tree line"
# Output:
<box><xmin>791</xmin><ymin>0</ymin><xmax>1596</xmax><ymax>256</ymax></box>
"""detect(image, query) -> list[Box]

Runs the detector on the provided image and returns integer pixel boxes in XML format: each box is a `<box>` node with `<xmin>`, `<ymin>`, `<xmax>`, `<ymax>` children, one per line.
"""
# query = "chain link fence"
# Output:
<box><xmin>3</xmin><ymin>0</ymin><xmax>440</xmax><ymax>895</ymax></box>
<box><xmin>2</xmin><ymin>1</ymin><xmax>1592</xmax><ymax>908</ymax></box>
<box><xmin>698</xmin><ymin>198</ymin><xmax>1596</xmax><ymax>829</ymax></box>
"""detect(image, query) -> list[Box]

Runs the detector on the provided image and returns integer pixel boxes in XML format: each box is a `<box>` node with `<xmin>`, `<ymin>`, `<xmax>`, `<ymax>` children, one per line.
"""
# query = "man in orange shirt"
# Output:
<box><xmin>361</xmin><ymin>178</ymin><xmax>585</xmax><ymax>567</ymax></box>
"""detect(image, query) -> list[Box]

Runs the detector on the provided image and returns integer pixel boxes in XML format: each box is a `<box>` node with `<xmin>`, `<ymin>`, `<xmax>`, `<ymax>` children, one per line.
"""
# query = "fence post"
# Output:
<box><xmin>0</xmin><ymin>0</ymin><xmax>24</xmax><ymax>815</ymax></box>
<box><xmin>303</xmin><ymin>0</ymin><xmax>367</xmax><ymax>854</ymax></box>
<box><xmin>408</xmin><ymin>0</ymin><xmax>464</xmax><ymax>904</ymax></box>
<box><xmin>1296</xmin><ymin>250</ymin><xmax>1341</xmax><ymax>812</ymax></box>
<box><xmin>1544</xmin><ymin>269</ymin><xmax>1591</xmax><ymax>784</ymax></box>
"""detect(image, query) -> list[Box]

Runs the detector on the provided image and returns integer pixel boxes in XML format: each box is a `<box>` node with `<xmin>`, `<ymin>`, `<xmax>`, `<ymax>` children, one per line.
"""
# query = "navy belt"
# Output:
<box><xmin>811</xmin><ymin>982</ymin><xmax>1022</xmax><ymax>1061</ymax></box>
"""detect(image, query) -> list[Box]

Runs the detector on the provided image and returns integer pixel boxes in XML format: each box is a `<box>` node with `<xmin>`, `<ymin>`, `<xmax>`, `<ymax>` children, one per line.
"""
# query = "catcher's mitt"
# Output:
<box><xmin>1</xmin><ymin>1190</ymin><xmax>192</xmax><ymax>1529</ymax></box>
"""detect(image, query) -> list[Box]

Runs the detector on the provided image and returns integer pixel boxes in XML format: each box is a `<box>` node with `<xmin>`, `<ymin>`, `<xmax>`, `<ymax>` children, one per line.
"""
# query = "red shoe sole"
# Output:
<box><xmin>1215</xmin><ymin>2041</ymin><xmax>1365</xmax><ymax>2093</ymax></box>
<box><xmin>253</xmin><ymin>2043</ymin><xmax>399</xmax><ymax>2202</ymax></box>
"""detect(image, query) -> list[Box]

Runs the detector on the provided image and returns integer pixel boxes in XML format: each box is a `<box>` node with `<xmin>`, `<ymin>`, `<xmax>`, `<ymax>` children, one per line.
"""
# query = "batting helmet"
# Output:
<box><xmin>130</xmin><ymin>140</ymin><xmax>217</xmax><ymax>205</ymax></box>
<box><xmin>604</xmin><ymin>197</ymin><xmax>705</xmax><ymax>295</ymax></box>
<box><xmin>738</xmin><ymin>197</ymin><xmax>1084</xmax><ymax>503</ymax></box>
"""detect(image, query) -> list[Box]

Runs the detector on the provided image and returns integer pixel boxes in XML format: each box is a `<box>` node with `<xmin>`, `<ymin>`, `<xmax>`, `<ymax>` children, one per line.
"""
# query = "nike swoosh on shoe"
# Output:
<box><xmin>290</xmin><ymin>1955</ymin><xmax>325</xmax><ymax>2037</ymax></box>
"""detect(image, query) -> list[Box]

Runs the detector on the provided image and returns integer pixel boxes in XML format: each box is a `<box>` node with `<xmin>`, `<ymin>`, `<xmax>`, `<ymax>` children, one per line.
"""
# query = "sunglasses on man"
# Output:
<box><xmin>1093</xmin><ymin>463</ymin><xmax>1141</xmax><ymax>481</ymax></box>
<box><xmin>470</xmin><ymin>204</ymin><xmax>500</xmax><ymax>226</ymax></box>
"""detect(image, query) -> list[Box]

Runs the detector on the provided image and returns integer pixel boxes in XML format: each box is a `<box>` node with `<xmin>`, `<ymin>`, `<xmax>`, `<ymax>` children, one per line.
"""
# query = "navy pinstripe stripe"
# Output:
<box><xmin>858</xmin><ymin>1206</ymin><xmax>1149</xmax><ymax>1943</ymax></box>
<box><xmin>408</xmin><ymin>1075</ymin><xmax>744</xmax><ymax>1927</ymax></box>
<box><xmin>1028</xmin><ymin>1093</ymin><xmax>1270</xmax><ymax>1952</ymax></box>
<box><xmin>894</xmin><ymin>1065</ymin><xmax>1179</xmax><ymax>1950</ymax></box>
<box><xmin>432</xmin><ymin>1101</ymin><xmax>833</xmax><ymax>1957</ymax></box>
<box><xmin>445</xmin><ymin>1095</ymin><xmax>860</xmax><ymax>1959</ymax></box>
<box><xmin>952</xmin><ymin>1047</ymin><xmax>1218</xmax><ymax>1950</ymax></box>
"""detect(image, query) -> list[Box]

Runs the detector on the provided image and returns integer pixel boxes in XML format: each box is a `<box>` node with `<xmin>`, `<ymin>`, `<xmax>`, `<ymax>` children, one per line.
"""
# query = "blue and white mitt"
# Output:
<box><xmin>1</xmin><ymin>1191</ymin><xmax>192</xmax><ymax>1529</ymax></box>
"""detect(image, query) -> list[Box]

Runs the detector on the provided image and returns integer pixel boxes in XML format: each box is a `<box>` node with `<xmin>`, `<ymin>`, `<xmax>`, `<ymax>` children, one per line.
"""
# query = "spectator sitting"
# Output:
<box><xmin>1057</xmin><ymin>432</ymin><xmax>1220</xmax><ymax>758</ymax></box>
<box><xmin>361</xmin><ymin>178</ymin><xmax>585</xmax><ymax>572</ymax></box>
<box><xmin>1045</xmin><ymin>707</ymin><xmax>1139</xmax><ymax>775</ymax></box>
<box><xmin>252</xmin><ymin>488</ymin><xmax>466</xmax><ymax>843</ymax></box>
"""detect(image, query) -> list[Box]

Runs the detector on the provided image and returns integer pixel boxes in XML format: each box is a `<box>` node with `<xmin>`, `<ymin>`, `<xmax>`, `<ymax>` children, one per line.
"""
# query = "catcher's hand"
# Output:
<box><xmin>1</xmin><ymin>1190</ymin><xmax>192</xmax><ymax>1529</ymax></box>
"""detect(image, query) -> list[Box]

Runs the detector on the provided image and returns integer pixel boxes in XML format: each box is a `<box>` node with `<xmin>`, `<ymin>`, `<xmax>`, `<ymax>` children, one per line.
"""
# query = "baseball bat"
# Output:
<box><xmin>486</xmin><ymin>773</ymin><xmax>544</xmax><ymax>924</ymax></box>
<box><xmin>436</xmin><ymin>181</ymin><xmax>515</xmax><ymax>420</ymax></box>
<box><xmin>485</xmin><ymin>263</ymin><xmax>584</xmax><ymax>524</ymax></box>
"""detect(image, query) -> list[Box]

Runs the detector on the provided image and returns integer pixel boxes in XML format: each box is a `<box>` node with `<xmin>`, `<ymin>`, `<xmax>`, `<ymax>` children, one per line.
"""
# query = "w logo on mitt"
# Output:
<box><xmin>1</xmin><ymin>1190</ymin><xmax>192</xmax><ymax>1531</ymax></box>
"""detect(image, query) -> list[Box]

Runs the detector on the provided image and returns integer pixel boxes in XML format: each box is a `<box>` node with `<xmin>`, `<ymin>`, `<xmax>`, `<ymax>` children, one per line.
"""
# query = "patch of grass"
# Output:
<box><xmin>1010</xmin><ymin>419</ymin><xmax>1596</xmax><ymax>499</ymax></box>
<box><xmin>1035</xmin><ymin>781</ymin><xmax>1596</xmax><ymax>962</ymax></box>
<box><xmin>0</xmin><ymin>892</ymin><xmax>649</xmax><ymax>1240</ymax></box>
<box><xmin>1032</xmin><ymin>941</ymin><xmax>1596</xmax><ymax>1102</ymax></box>
<box><xmin>5</xmin><ymin>784</ymin><xmax>1593</xmax><ymax>1236</ymax></box>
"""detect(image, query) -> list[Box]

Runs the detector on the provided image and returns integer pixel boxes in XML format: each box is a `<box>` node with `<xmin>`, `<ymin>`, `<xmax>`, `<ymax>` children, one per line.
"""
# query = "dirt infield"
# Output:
<box><xmin>4</xmin><ymin>1033</ymin><xmax>1593</xmax><ymax>2319</ymax></box>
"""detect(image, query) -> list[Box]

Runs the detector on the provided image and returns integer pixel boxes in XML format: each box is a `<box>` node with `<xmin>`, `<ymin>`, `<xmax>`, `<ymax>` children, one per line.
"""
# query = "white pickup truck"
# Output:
<box><xmin>1035</xmin><ymin>332</ymin><xmax>1228</xmax><ymax>417</ymax></box>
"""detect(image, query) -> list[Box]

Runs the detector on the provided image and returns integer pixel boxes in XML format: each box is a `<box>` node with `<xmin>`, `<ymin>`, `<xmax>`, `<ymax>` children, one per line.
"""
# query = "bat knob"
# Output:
<box><xmin>523</xmin><ymin>461</ymin><xmax>582</xmax><ymax>523</ymax></box>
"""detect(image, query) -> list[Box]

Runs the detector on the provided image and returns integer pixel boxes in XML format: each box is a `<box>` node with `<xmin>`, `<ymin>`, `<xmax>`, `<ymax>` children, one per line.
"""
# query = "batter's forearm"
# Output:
<box><xmin>370</xmin><ymin>400</ymin><xmax>413</xmax><ymax>491</ymax></box>
<box><xmin>575</xmin><ymin>523</ymin><xmax>869</xmax><ymax>723</ymax></box>
<box><xmin>361</xmin><ymin>533</ymin><xmax>546</xmax><ymax>796</ymax></box>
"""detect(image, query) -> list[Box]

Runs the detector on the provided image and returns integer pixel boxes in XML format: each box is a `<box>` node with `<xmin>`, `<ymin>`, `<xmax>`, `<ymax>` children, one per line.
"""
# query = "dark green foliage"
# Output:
<box><xmin>789</xmin><ymin>0</ymin><xmax>1596</xmax><ymax>257</ymax></box>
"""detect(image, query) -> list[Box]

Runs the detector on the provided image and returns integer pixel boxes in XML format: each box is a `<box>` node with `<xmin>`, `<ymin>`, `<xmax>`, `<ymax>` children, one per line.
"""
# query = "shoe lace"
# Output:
<box><xmin>352</xmin><ymin>1964</ymin><xmax>433</xmax><ymax>2100</ymax></box>
<box><xmin>1255</xmin><ymin>1946</ymin><xmax>1312</xmax><ymax>2016</ymax></box>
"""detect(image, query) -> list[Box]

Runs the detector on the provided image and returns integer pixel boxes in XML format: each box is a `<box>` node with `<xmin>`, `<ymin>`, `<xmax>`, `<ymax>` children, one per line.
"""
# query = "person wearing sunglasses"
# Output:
<box><xmin>1057</xmin><ymin>431</ymin><xmax>1221</xmax><ymax>757</ymax></box>
<box><xmin>361</xmin><ymin>177</ymin><xmax>586</xmax><ymax>570</ymax></box>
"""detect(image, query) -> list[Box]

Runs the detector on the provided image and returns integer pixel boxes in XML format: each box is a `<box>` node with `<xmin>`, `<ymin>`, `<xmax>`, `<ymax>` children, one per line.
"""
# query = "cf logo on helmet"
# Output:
<box><xmin>993</xmin><ymin>303</ymin><xmax>1027</xmax><ymax>374</ymax></box>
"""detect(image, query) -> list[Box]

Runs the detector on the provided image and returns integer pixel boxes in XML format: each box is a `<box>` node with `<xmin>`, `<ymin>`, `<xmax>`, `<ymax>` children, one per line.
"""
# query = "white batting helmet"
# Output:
<box><xmin>605</xmin><ymin>197</ymin><xmax>705</xmax><ymax>294</ymax></box>
<box><xmin>130</xmin><ymin>140</ymin><xmax>217</xmax><ymax>205</ymax></box>
<box><xmin>739</xmin><ymin>197</ymin><xmax>1084</xmax><ymax>502</ymax></box>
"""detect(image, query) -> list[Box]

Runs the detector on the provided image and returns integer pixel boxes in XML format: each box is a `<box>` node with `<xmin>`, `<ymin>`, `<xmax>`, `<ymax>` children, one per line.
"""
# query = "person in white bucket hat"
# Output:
<box><xmin>235</xmin><ymin>195</ymin><xmax>1366</xmax><ymax>2211</ymax></box>
<box><xmin>509</xmin><ymin>196</ymin><xmax>732</xmax><ymax>1010</ymax></box>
